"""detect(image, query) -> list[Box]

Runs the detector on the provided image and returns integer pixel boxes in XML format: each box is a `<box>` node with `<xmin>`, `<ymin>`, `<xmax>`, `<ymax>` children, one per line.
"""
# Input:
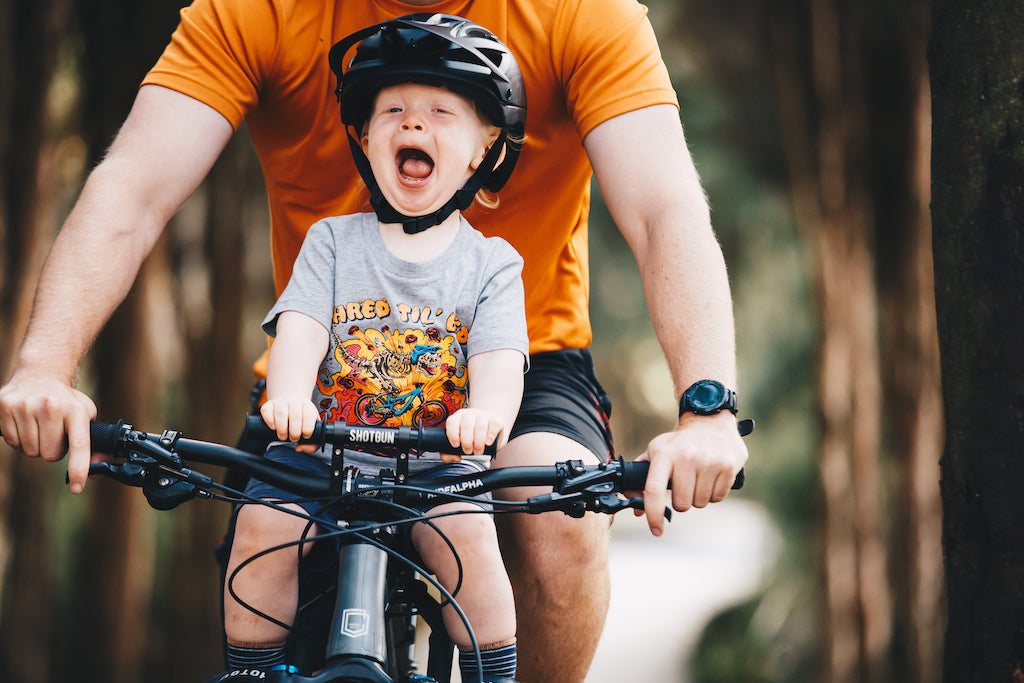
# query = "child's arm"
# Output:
<box><xmin>260</xmin><ymin>310</ymin><xmax>329</xmax><ymax>453</ymax></box>
<box><xmin>444</xmin><ymin>349</ymin><xmax>525</xmax><ymax>460</ymax></box>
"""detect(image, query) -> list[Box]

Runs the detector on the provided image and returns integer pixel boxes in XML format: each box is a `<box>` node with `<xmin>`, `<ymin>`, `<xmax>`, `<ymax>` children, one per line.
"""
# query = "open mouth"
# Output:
<box><xmin>397</xmin><ymin>147</ymin><xmax>434</xmax><ymax>180</ymax></box>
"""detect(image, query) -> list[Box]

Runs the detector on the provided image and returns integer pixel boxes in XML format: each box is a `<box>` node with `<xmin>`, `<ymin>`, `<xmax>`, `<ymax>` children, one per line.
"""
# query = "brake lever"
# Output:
<box><xmin>525</xmin><ymin>490</ymin><xmax>589</xmax><ymax>518</ymax></box>
<box><xmin>127</xmin><ymin>431</ymin><xmax>184</xmax><ymax>468</ymax></box>
<box><xmin>81</xmin><ymin>454</ymin><xmax>208</xmax><ymax>511</ymax></box>
<box><xmin>591</xmin><ymin>493</ymin><xmax>672</xmax><ymax>523</ymax></box>
<box><xmin>525</xmin><ymin>487</ymin><xmax>673</xmax><ymax>524</ymax></box>
<box><xmin>80</xmin><ymin>461</ymin><xmax>148</xmax><ymax>487</ymax></box>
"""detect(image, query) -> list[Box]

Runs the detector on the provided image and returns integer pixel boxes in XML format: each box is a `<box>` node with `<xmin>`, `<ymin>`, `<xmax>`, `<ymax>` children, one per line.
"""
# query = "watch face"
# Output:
<box><xmin>679</xmin><ymin>379</ymin><xmax>737</xmax><ymax>417</ymax></box>
<box><xmin>691</xmin><ymin>380</ymin><xmax>727</xmax><ymax>411</ymax></box>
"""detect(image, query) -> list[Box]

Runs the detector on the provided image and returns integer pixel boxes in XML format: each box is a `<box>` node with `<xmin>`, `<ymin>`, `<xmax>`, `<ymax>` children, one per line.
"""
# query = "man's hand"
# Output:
<box><xmin>0</xmin><ymin>371</ymin><xmax>98</xmax><ymax>494</ymax></box>
<box><xmin>635</xmin><ymin>412</ymin><xmax>748</xmax><ymax>536</ymax></box>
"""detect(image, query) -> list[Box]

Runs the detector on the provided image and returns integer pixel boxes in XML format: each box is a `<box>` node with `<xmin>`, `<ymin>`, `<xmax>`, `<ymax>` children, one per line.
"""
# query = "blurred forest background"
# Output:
<box><xmin>0</xmin><ymin>0</ymin><xmax>1021</xmax><ymax>681</ymax></box>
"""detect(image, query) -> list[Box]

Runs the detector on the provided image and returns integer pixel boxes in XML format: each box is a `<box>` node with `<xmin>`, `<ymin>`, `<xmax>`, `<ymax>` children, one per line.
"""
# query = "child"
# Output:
<box><xmin>219</xmin><ymin>14</ymin><xmax>528</xmax><ymax>683</ymax></box>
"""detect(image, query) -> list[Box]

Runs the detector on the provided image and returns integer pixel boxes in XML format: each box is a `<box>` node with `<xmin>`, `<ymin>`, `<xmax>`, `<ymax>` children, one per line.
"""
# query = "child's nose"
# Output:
<box><xmin>400</xmin><ymin>114</ymin><xmax>424</xmax><ymax>131</ymax></box>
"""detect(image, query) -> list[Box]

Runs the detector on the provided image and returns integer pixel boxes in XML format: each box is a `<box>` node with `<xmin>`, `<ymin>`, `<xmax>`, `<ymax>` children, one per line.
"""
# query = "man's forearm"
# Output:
<box><xmin>1</xmin><ymin>86</ymin><xmax>234</xmax><ymax>488</ymax></box>
<box><xmin>12</xmin><ymin>159</ymin><xmax>168</xmax><ymax>383</ymax></box>
<box><xmin>639</xmin><ymin>211</ymin><xmax>738</xmax><ymax>398</ymax></box>
<box><xmin>584</xmin><ymin>105</ymin><xmax>738</xmax><ymax>399</ymax></box>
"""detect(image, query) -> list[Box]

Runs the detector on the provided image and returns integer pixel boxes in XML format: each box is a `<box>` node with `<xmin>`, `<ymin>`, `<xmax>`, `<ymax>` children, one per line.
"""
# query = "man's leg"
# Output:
<box><xmin>493</xmin><ymin>432</ymin><xmax>612</xmax><ymax>683</ymax></box>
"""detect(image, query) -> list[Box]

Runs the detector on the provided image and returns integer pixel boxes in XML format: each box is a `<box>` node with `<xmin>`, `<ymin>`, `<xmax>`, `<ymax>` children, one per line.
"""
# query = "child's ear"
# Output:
<box><xmin>471</xmin><ymin>131</ymin><xmax>506</xmax><ymax>171</ymax></box>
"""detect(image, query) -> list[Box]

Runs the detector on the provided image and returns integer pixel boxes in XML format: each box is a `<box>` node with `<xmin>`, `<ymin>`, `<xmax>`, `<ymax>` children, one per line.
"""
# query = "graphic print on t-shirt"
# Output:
<box><xmin>318</xmin><ymin>322</ymin><xmax>468</xmax><ymax>428</ymax></box>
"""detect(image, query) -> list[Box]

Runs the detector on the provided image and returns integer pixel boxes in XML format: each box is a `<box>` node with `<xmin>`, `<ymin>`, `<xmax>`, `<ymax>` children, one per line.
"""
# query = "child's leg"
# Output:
<box><xmin>225</xmin><ymin>502</ymin><xmax>317</xmax><ymax>665</ymax></box>
<box><xmin>411</xmin><ymin>501</ymin><xmax>517</xmax><ymax>680</ymax></box>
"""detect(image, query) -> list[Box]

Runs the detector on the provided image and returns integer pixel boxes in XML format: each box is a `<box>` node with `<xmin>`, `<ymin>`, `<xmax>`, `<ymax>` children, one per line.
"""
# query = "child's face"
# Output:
<box><xmin>362</xmin><ymin>83</ymin><xmax>499</xmax><ymax>219</ymax></box>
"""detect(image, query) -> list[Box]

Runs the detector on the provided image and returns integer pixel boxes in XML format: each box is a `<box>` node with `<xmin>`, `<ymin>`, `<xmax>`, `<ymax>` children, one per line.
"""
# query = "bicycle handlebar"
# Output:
<box><xmin>3</xmin><ymin>417</ymin><xmax>748</xmax><ymax>509</ymax></box>
<box><xmin>81</xmin><ymin>419</ymin><xmax>651</xmax><ymax>492</ymax></box>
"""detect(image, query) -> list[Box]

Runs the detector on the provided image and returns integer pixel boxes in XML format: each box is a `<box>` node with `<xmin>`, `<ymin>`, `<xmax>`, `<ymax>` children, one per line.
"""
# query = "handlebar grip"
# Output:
<box><xmin>90</xmin><ymin>420</ymin><xmax>126</xmax><ymax>455</ymax></box>
<box><xmin>620</xmin><ymin>461</ymin><xmax>745</xmax><ymax>491</ymax></box>
<box><xmin>1</xmin><ymin>420</ymin><xmax>126</xmax><ymax>455</ymax></box>
<box><xmin>405</xmin><ymin>426</ymin><xmax>464</xmax><ymax>453</ymax></box>
<box><xmin>243</xmin><ymin>414</ymin><xmax>326</xmax><ymax>446</ymax></box>
<box><xmin>620</xmin><ymin>461</ymin><xmax>649</xmax><ymax>492</ymax></box>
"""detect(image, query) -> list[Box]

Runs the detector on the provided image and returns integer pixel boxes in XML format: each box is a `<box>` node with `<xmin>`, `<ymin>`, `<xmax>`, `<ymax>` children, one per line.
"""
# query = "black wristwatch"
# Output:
<box><xmin>678</xmin><ymin>379</ymin><xmax>738</xmax><ymax>417</ymax></box>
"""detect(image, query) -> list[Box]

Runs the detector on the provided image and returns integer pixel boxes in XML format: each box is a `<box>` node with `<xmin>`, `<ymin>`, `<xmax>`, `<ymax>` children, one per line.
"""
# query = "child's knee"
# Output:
<box><xmin>231</xmin><ymin>503</ymin><xmax>311</xmax><ymax>559</ymax></box>
<box><xmin>415</xmin><ymin>505</ymin><xmax>498</xmax><ymax>562</ymax></box>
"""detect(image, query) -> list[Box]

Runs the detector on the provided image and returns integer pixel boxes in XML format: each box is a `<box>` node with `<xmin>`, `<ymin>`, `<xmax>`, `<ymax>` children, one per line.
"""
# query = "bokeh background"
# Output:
<box><xmin>2</xmin><ymin>1</ymin><xmax>1021</xmax><ymax>681</ymax></box>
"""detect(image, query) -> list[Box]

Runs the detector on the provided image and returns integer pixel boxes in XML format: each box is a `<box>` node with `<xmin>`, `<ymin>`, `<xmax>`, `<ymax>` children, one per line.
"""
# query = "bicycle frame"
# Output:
<box><xmin>295</xmin><ymin>538</ymin><xmax>407</xmax><ymax>683</ymax></box>
<box><xmin>262</xmin><ymin>475</ymin><xmax>469</xmax><ymax>682</ymax></box>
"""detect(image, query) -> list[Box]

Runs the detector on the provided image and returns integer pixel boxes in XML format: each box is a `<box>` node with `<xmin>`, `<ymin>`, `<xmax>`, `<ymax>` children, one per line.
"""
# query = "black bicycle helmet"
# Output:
<box><xmin>329</xmin><ymin>14</ymin><xmax>527</xmax><ymax>233</ymax></box>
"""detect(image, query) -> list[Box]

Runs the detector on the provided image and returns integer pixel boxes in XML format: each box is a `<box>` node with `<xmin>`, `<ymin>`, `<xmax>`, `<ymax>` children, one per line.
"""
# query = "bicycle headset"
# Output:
<box><xmin>329</xmin><ymin>13</ymin><xmax>527</xmax><ymax>234</ymax></box>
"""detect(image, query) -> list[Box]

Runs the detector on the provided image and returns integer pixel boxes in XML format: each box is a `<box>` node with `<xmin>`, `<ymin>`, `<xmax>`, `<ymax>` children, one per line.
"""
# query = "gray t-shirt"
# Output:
<box><xmin>262</xmin><ymin>212</ymin><xmax>528</xmax><ymax>472</ymax></box>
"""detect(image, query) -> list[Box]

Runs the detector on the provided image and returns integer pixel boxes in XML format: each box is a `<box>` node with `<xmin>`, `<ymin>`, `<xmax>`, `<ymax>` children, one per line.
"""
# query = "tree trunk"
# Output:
<box><xmin>929</xmin><ymin>1</ymin><xmax>1024</xmax><ymax>681</ymax></box>
<box><xmin>772</xmin><ymin>1</ymin><xmax>891</xmax><ymax>679</ymax></box>
<box><xmin>873</xmin><ymin>16</ymin><xmax>945</xmax><ymax>683</ymax></box>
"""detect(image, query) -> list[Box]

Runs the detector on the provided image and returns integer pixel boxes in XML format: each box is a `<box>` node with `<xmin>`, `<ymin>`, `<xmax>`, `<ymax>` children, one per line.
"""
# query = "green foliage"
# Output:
<box><xmin>691</xmin><ymin>586</ymin><xmax>823</xmax><ymax>683</ymax></box>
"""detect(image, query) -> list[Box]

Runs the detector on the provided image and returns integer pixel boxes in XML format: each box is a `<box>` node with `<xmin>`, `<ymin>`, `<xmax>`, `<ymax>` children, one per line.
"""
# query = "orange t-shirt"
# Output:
<box><xmin>144</xmin><ymin>0</ymin><xmax>677</xmax><ymax>354</ymax></box>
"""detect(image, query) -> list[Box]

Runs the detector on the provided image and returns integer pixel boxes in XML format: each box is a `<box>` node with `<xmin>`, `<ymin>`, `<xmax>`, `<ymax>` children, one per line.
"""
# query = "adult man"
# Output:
<box><xmin>0</xmin><ymin>0</ymin><xmax>748</xmax><ymax>680</ymax></box>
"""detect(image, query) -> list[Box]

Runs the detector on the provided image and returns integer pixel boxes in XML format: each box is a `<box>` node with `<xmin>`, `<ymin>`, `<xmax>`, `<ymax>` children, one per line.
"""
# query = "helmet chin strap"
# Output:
<box><xmin>346</xmin><ymin>131</ymin><xmax>507</xmax><ymax>234</ymax></box>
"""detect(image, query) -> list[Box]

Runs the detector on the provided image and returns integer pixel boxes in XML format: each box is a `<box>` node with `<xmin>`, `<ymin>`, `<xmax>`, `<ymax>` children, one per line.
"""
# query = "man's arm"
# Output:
<box><xmin>0</xmin><ymin>85</ymin><xmax>234</xmax><ymax>492</ymax></box>
<box><xmin>583</xmin><ymin>103</ymin><xmax>748</xmax><ymax>535</ymax></box>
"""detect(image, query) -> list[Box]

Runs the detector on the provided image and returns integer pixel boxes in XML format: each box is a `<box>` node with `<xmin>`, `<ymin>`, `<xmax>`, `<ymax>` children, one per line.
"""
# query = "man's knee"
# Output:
<box><xmin>499</xmin><ymin>510</ymin><xmax>610</xmax><ymax>580</ymax></box>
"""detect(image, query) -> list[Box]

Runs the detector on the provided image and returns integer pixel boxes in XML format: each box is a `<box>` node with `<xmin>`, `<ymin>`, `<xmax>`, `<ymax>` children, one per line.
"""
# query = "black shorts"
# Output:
<box><xmin>509</xmin><ymin>348</ymin><xmax>615</xmax><ymax>462</ymax></box>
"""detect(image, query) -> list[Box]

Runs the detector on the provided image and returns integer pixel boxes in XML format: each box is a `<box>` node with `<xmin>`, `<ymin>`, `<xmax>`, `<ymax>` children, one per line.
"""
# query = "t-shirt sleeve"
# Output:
<box><xmin>142</xmin><ymin>0</ymin><xmax>281</xmax><ymax>129</ymax></box>
<box><xmin>467</xmin><ymin>241</ymin><xmax>530</xmax><ymax>366</ymax></box>
<box><xmin>553</xmin><ymin>0</ymin><xmax>679</xmax><ymax>139</ymax></box>
<box><xmin>262</xmin><ymin>220</ymin><xmax>336</xmax><ymax>336</ymax></box>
